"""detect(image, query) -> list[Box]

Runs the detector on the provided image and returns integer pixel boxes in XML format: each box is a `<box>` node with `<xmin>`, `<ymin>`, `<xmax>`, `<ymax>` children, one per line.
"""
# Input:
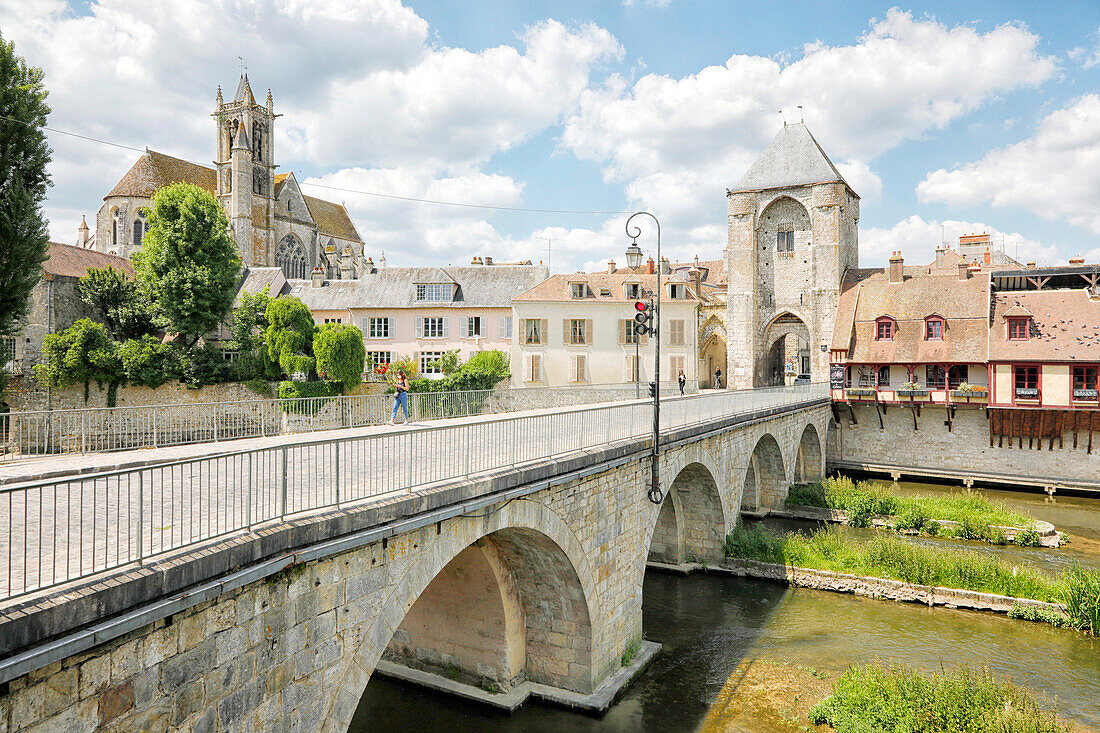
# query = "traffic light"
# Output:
<box><xmin>648</xmin><ymin>381</ymin><xmax>657</xmax><ymax>398</ymax></box>
<box><xmin>634</xmin><ymin>300</ymin><xmax>654</xmax><ymax>336</ymax></box>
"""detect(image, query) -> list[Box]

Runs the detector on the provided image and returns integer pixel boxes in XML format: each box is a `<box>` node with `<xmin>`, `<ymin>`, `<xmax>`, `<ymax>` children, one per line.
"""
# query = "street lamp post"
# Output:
<box><xmin>625</xmin><ymin>211</ymin><xmax>663</xmax><ymax>505</ymax></box>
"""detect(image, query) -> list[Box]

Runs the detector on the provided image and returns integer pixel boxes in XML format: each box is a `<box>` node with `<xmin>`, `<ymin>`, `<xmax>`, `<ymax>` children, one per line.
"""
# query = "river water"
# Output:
<box><xmin>351</xmin><ymin>479</ymin><xmax>1100</xmax><ymax>732</ymax></box>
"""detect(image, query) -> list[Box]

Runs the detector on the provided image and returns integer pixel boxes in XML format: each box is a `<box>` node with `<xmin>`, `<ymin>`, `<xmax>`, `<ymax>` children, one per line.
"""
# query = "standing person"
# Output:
<box><xmin>714</xmin><ymin>367</ymin><xmax>723</xmax><ymax>389</ymax></box>
<box><xmin>677</xmin><ymin>369</ymin><xmax>687</xmax><ymax>395</ymax></box>
<box><xmin>389</xmin><ymin>370</ymin><xmax>410</xmax><ymax>425</ymax></box>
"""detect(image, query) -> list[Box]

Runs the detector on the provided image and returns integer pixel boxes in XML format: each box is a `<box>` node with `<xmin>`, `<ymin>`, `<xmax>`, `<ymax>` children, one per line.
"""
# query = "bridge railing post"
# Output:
<box><xmin>335</xmin><ymin>441</ymin><xmax>341</xmax><ymax>508</ymax></box>
<box><xmin>281</xmin><ymin>446</ymin><xmax>288</xmax><ymax>519</ymax></box>
<box><xmin>136</xmin><ymin>469</ymin><xmax>144</xmax><ymax>564</ymax></box>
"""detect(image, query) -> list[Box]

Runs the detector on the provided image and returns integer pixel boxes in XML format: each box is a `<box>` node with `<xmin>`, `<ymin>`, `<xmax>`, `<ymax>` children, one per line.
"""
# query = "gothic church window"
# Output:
<box><xmin>777</xmin><ymin>225</ymin><xmax>794</xmax><ymax>252</ymax></box>
<box><xmin>133</xmin><ymin>218</ymin><xmax>144</xmax><ymax>247</ymax></box>
<box><xmin>276</xmin><ymin>235</ymin><xmax>308</xmax><ymax>280</ymax></box>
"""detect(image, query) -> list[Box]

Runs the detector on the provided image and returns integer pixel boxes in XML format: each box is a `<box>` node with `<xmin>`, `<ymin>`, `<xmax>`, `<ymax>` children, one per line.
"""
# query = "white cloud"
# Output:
<box><xmin>861</xmin><ymin>214</ymin><xmax>1058</xmax><ymax>267</ymax></box>
<box><xmin>916</xmin><ymin>94</ymin><xmax>1100</xmax><ymax>234</ymax></box>
<box><xmin>1067</xmin><ymin>26</ymin><xmax>1100</xmax><ymax>68</ymax></box>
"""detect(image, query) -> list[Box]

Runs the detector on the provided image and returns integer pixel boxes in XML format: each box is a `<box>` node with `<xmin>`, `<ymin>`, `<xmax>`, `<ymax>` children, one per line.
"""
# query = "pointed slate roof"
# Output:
<box><xmin>734</xmin><ymin>123</ymin><xmax>849</xmax><ymax>193</ymax></box>
<box><xmin>234</xmin><ymin>74</ymin><xmax>255</xmax><ymax>105</ymax></box>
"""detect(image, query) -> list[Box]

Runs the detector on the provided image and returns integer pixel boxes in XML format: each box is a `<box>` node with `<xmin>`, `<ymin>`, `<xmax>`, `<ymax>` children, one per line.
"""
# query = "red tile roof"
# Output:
<box><xmin>44</xmin><ymin>242</ymin><xmax>134</xmax><ymax>279</ymax></box>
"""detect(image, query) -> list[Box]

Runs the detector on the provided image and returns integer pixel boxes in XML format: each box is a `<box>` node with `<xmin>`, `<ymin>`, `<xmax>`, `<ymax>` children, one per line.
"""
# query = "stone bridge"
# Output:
<box><xmin>0</xmin><ymin>388</ymin><xmax>828</xmax><ymax>733</ymax></box>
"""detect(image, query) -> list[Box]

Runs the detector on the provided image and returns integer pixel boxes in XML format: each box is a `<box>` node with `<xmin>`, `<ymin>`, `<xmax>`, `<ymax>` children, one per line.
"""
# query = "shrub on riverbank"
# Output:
<box><xmin>809</xmin><ymin>664</ymin><xmax>1071</xmax><ymax>733</ymax></box>
<box><xmin>787</xmin><ymin>476</ymin><xmax>1036</xmax><ymax>540</ymax></box>
<box><xmin>724</xmin><ymin>524</ymin><xmax>1059</xmax><ymax>602</ymax></box>
<box><xmin>1060</xmin><ymin>564</ymin><xmax>1100</xmax><ymax>636</ymax></box>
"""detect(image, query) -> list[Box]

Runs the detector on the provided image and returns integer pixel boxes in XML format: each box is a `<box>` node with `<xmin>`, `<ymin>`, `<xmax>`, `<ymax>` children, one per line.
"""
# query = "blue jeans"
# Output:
<box><xmin>391</xmin><ymin>391</ymin><xmax>409</xmax><ymax>422</ymax></box>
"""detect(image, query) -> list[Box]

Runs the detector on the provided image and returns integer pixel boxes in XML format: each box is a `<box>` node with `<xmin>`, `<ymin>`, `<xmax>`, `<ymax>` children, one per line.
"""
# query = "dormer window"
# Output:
<box><xmin>668</xmin><ymin>283</ymin><xmax>685</xmax><ymax>299</ymax></box>
<box><xmin>625</xmin><ymin>282</ymin><xmax>642</xmax><ymax>299</ymax></box>
<box><xmin>924</xmin><ymin>315</ymin><xmax>945</xmax><ymax>341</ymax></box>
<box><xmin>570</xmin><ymin>282</ymin><xmax>588</xmax><ymax>299</ymax></box>
<box><xmin>416</xmin><ymin>283</ymin><xmax>453</xmax><ymax>302</ymax></box>
<box><xmin>875</xmin><ymin>316</ymin><xmax>896</xmax><ymax>341</ymax></box>
<box><xmin>1007</xmin><ymin>316</ymin><xmax>1030</xmax><ymax>341</ymax></box>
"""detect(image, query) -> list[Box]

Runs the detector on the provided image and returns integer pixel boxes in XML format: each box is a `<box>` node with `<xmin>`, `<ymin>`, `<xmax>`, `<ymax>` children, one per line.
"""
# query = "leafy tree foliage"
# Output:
<box><xmin>0</xmin><ymin>33</ymin><xmax>51</xmax><ymax>339</ymax></box>
<box><xmin>133</xmin><ymin>183</ymin><xmax>242</xmax><ymax>345</ymax></box>
<box><xmin>407</xmin><ymin>350</ymin><xmax>510</xmax><ymax>393</ymax></box>
<box><xmin>79</xmin><ymin>267</ymin><xmax>156</xmax><ymax>340</ymax></box>
<box><xmin>117</xmin><ymin>335</ymin><xmax>181</xmax><ymax>388</ymax></box>
<box><xmin>313</xmin><ymin>323</ymin><xmax>365</xmax><ymax>390</ymax></box>
<box><xmin>227</xmin><ymin>288</ymin><xmax>280</xmax><ymax>381</ymax></box>
<box><xmin>264</xmin><ymin>295</ymin><xmax>316</xmax><ymax>378</ymax></box>
<box><xmin>35</xmin><ymin>319</ymin><xmax>119</xmax><ymax>397</ymax></box>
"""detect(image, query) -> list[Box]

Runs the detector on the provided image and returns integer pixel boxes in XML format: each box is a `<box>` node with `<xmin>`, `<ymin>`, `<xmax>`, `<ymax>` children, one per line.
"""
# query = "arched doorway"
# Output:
<box><xmin>793</xmin><ymin>424</ymin><xmax>823</xmax><ymax>483</ymax></box>
<box><xmin>761</xmin><ymin>312</ymin><xmax>810</xmax><ymax>387</ymax></box>
<box><xmin>648</xmin><ymin>462</ymin><xmax>725</xmax><ymax>564</ymax></box>
<box><xmin>378</xmin><ymin>527</ymin><xmax>593</xmax><ymax>694</ymax></box>
<box><xmin>699</xmin><ymin>315</ymin><xmax>727</xmax><ymax>389</ymax></box>
<box><xmin>740</xmin><ymin>434</ymin><xmax>786</xmax><ymax>512</ymax></box>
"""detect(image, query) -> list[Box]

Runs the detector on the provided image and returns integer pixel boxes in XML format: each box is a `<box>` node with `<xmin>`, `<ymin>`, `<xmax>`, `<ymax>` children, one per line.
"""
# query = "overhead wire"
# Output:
<box><xmin>0</xmin><ymin>113</ymin><xmax>629</xmax><ymax>216</ymax></box>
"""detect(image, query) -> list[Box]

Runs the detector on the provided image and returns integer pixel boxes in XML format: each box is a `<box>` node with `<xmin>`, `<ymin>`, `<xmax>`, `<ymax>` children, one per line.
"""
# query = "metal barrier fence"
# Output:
<box><xmin>0</xmin><ymin>382</ymin><xmax>697</xmax><ymax>463</ymax></box>
<box><xmin>0</xmin><ymin>383</ymin><xmax>826</xmax><ymax>601</ymax></box>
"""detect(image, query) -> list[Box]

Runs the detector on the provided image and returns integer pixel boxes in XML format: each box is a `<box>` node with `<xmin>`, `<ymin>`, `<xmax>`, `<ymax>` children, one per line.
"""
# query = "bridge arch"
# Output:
<box><xmin>793</xmin><ymin>423</ymin><xmax>824</xmax><ymax>483</ymax></box>
<box><xmin>648</xmin><ymin>461</ymin><xmax>727</xmax><ymax>564</ymax></box>
<box><xmin>740</xmin><ymin>433</ymin><xmax>786</xmax><ymax>512</ymax></box>
<box><xmin>329</xmin><ymin>499</ymin><xmax>603</xmax><ymax>726</ymax></box>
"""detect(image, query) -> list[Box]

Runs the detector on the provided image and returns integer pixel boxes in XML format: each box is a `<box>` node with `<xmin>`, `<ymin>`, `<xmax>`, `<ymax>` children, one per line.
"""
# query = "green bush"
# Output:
<box><xmin>313</xmin><ymin>323</ymin><xmax>365</xmax><ymax>391</ymax></box>
<box><xmin>264</xmin><ymin>296</ymin><xmax>316</xmax><ymax>379</ymax></box>
<box><xmin>278</xmin><ymin>380</ymin><xmax>340</xmax><ymax>414</ymax></box>
<box><xmin>1017</xmin><ymin>528</ymin><xmax>1043</xmax><ymax>547</ymax></box>
<box><xmin>894</xmin><ymin>505</ymin><xmax>928</xmax><ymax>532</ymax></box>
<box><xmin>117</xmin><ymin>336</ymin><xmax>181</xmax><ymax>388</ymax></box>
<box><xmin>178</xmin><ymin>344</ymin><xmax>231</xmax><ymax>389</ymax></box>
<box><xmin>35</xmin><ymin>318</ymin><xmax>122</xmax><ymax>399</ymax></box>
<box><xmin>1007</xmin><ymin>604</ymin><xmax>1072</xmax><ymax>628</ymax></box>
<box><xmin>810</xmin><ymin>664</ymin><xmax>1071</xmax><ymax>733</ymax></box>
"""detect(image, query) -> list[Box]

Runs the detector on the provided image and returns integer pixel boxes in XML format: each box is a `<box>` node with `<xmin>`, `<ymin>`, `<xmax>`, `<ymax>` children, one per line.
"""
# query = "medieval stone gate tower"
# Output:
<box><xmin>725</xmin><ymin>123</ymin><xmax>859</xmax><ymax>389</ymax></box>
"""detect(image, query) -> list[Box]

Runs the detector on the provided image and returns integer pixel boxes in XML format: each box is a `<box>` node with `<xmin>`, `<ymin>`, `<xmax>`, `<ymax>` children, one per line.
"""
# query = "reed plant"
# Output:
<box><xmin>787</xmin><ymin>476</ymin><xmax>1036</xmax><ymax>539</ymax></box>
<box><xmin>1059</xmin><ymin>564</ymin><xmax>1100</xmax><ymax>636</ymax></box>
<box><xmin>810</xmin><ymin>664</ymin><xmax>1071</xmax><ymax>733</ymax></box>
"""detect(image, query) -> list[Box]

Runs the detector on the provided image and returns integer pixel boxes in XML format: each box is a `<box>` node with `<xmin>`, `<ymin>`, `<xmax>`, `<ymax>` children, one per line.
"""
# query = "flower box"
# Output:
<box><xmin>896</xmin><ymin>388</ymin><xmax>930</xmax><ymax>397</ymax></box>
<box><xmin>845</xmin><ymin>387</ymin><xmax>876</xmax><ymax>397</ymax></box>
<box><xmin>1073</xmin><ymin>389</ymin><xmax>1098</xmax><ymax>401</ymax></box>
<box><xmin>950</xmin><ymin>389</ymin><xmax>987</xmax><ymax>399</ymax></box>
<box><xmin>1015</xmin><ymin>387</ymin><xmax>1040</xmax><ymax>400</ymax></box>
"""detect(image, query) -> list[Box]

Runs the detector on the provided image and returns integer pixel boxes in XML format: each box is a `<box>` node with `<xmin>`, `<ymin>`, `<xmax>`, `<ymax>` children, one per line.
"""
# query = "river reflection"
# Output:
<box><xmin>351</xmin><ymin>570</ymin><xmax>1099</xmax><ymax>732</ymax></box>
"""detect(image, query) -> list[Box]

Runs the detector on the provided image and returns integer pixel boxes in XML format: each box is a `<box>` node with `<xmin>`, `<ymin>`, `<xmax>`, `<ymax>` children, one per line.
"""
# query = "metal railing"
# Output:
<box><xmin>0</xmin><ymin>382</ymin><xmax>697</xmax><ymax>463</ymax></box>
<box><xmin>0</xmin><ymin>382</ymin><xmax>826</xmax><ymax>601</ymax></box>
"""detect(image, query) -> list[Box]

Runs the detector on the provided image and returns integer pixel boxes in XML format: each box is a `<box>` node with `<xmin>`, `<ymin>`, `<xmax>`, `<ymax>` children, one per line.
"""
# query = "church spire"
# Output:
<box><xmin>234</xmin><ymin>73</ymin><xmax>255</xmax><ymax>105</ymax></box>
<box><xmin>216</xmin><ymin>85</ymin><xmax>223</xmax><ymax>109</ymax></box>
<box><xmin>266</xmin><ymin>88</ymin><xmax>273</xmax><ymax>113</ymax></box>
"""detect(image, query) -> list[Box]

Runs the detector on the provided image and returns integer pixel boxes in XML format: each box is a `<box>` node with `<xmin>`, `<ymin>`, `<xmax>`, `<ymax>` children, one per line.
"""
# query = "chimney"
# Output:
<box><xmin>364</xmin><ymin>256</ymin><xmax>376</xmax><ymax>275</ymax></box>
<box><xmin>1026</xmin><ymin>261</ymin><xmax>1036</xmax><ymax>269</ymax></box>
<box><xmin>957</xmin><ymin>259</ymin><xmax>970</xmax><ymax>281</ymax></box>
<box><xmin>607</xmin><ymin>260</ymin><xmax>616</xmax><ymax>274</ymax></box>
<box><xmin>76</xmin><ymin>216</ymin><xmax>91</xmax><ymax>248</ymax></box>
<box><xmin>984</xmin><ymin>249</ymin><xmax>991</xmax><ymax>265</ymax></box>
<box><xmin>934</xmin><ymin>245</ymin><xmax>946</xmax><ymax>267</ymax></box>
<box><xmin>311</xmin><ymin>266</ymin><xmax>324</xmax><ymax>288</ymax></box>
<box><xmin>484</xmin><ymin>256</ymin><xmax>493</xmax><ymax>266</ymax></box>
<box><xmin>471</xmin><ymin>256</ymin><xmax>479</xmax><ymax>265</ymax></box>
<box><xmin>646</xmin><ymin>256</ymin><xmax>656</xmax><ymax>275</ymax></box>
<box><xmin>888</xmin><ymin>251</ymin><xmax>904</xmax><ymax>283</ymax></box>
<box><xmin>660</xmin><ymin>257</ymin><xmax>671</xmax><ymax>275</ymax></box>
<box><xmin>688</xmin><ymin>266</ymin><xmax>702</xmax><ymax>296</ymax></box>
<box><xmin>379</xmin><ymin>251</ymin><xmax>386</xmax><ymax>268</ymax></box>
<box><xmin>693</xmin><ymin>254</ymin><xmax>700</xmax><ymax>268</ymax></box>
<box><xmin>1069</xmin><ymin>255</ymin><xmax>1085</xmax><ymax>265</ymax></box>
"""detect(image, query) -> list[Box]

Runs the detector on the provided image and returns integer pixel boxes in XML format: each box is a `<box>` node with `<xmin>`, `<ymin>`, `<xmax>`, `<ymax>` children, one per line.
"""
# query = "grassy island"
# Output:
<box><xmin>724</xmin><ymin>524</ymin><xmax>1098</xmax><ymax>634</ymax></box>
<box><xmin>787</xmin><ymin>476</ymin><xmax>1042</xmax><ymax>544</ymax></box>
<box><xmin>810</xmin><ymin>664</ymin><xmax>1072</xmax><ymax>733</ymax></box>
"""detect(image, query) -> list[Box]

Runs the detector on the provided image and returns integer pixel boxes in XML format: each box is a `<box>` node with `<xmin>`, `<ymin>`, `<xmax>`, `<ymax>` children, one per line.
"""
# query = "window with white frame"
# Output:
<box><xmin>570</xmin><ymin>354</ymin><xmax>587</xmax><ymax>383</ymax></box>
<box><xmin>621</xmin><ymin>319</ymin><xmax>640</xmax><ymax>345</ymax></box>
<box><xmin>524</xmin><ymin>353</ymin><xmax>542</xmax><ymax>382</ymax></box>
<box><xmin>669</xmin><ymin>355</ymin><xmax>686</xmax><ymax>380</ymax></box>
<box><xmin>668</xmin><ymin>319</ymin><xmax>685</xmax><ymax>346</ymax></box>
<box><xmin>498</xmin><ymin>316</ymin><xmax>513</xmax><ymax>339</ymax></box>
<box><xmin>365</xmin><ymin>317</ymin><xmax>391</xmax><ymax>339</ymax></box>
<box><xmin>415</xmin><ymin>283</ymin><xmax>453</xmax><ymax>302</ymax></box>
<box><xmin>624</xmin><ymin>282</ymin><xmax>642</xmax><ymax>299</ymax></box>
<box><xmin>420</xmin><ymin>351</ymin><xmax>444</xmax><ymax>374</ymax></box>
<box><xmin>367</xmin><ymin>351</ymin><xmax>391</xmax><ymax>369</ymax></box>
<box><xmin>523</xmin><ymin>318</ymin><xmax>543</xmax><ymax>345</ymax></box>
<box><xmin>570</xmin><ymin>282</ymin><xmax>588</xmax><ymax>299</ymax></box>
<box><xmin>418</xmin><ymin>317</ymin><xmax>447</xmax><ymax>339</ymax></box>
<box><xmin>569</xmin><ymin>318</ymin><xmax>587</xmax><ymax>345</ymax></box>
<box><xmin>464</xmin><ymin>316</ymin><xmax>482</xmax><ymax>338</ymax></box>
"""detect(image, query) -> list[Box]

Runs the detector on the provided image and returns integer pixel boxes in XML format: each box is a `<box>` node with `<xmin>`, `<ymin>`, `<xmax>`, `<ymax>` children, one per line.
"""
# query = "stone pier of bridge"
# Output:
<box><xmin>0</xmin><ymin>396</ymin><xmax>827</xmax><ymax>733</ymax></box>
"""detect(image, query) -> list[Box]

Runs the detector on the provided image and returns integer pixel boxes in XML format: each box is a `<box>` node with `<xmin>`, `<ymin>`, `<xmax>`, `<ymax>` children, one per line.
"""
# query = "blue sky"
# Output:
<box><xmin>7</xmin><ymin>0</ymin><xmax>1100</xmax><ymax>271</ymax></box>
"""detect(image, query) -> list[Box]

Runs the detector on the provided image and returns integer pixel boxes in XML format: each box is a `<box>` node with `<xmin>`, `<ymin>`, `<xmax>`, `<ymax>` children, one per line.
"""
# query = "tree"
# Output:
<box><xmin>34</xmin><ymin>318</ymin><xmax>121</xmax><ymax>399</ymax></box>
<box><xmin>313</xmin><ymin>323</ymin><xmax>365</xmax><ymax>391</ymax></box>
<box><xmin>227</xmin><ymin>288</ymin><xmax>279</xmax><ymax>380</ymax></box>
<box><xmin>133</xmin><ymin>182</ymin><xmax>242</xmax><ymax>345</ymax></box>
<box><xmin>79</xmin><ymin>267</ymin><xmax>156</xmax><ymax>340</ymax></box>
<box><xmin>264</xmin><ymin>295</ymin><xmax>315</xmax><ymax>378</ymax></box>
<box><xmin>0</xmin><ymin>33</ymin><xmax>51</xmax><ymax>340</ymax></box>
<box><xmin>117</xmin><ymin>335</ymin><xmax>181</xmax><ymax>388</ymax></box>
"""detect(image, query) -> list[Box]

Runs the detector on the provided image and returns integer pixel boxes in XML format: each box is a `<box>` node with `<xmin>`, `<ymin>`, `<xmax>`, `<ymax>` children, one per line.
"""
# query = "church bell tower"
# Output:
<box><xmin>213</xmin><ymin>75</ymin><xmax>276</xmax><ymax>266</ymax></box>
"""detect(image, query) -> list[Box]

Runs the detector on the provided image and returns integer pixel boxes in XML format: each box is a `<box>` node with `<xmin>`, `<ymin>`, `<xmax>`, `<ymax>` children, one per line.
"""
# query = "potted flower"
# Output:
<box><xmin>897</xmin><ymin>380</ymin><xmax>929</xmax><ymax>397</ymax></box>
<box><xmin>951</xmin><ymin>381</ymin><xmax>987</xmax><ymax>398</ymax></box>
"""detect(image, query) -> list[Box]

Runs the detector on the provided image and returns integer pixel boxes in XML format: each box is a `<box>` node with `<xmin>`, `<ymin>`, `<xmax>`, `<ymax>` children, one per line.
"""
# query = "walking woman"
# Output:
<box><xmin>389</xmin><ymin>370</ymin><xmax>410</xmax><ymax>425</ymax></box>
<box><xmin>677</xmin><ymin>369</ymin><xmax>687</xmax><ymax>395</ymax></box>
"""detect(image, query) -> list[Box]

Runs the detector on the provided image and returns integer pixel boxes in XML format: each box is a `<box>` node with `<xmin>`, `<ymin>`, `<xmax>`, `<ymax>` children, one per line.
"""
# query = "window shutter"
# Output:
<box><xmin>563</xmin><ymin>319</ymin><xmax>570</xmax><ymax>345</ymax></box>
<box><xmin>524</xmin><ymin>354</ymin><xmax>532</xmax><ymax>381</ymax></box>
<box><xmin>442</xmin><ymin>318</ymin><xmax>449</xmax><ymax>338</ymax></box>
<box><xmin>415</xmin><ymin>319</ymin><xmax>423</xmax><ymax>338</ymax></box>
<box><xmin>585</xmin><ymin>319</ymin><xmax>593</xmax><ymax>345</ymax></box>
<box><xmin>461</xmin><ymin>317</ymin><xmax>468</xmax><ymax>338</ymax></box>
<box><xmin>540</xmin><ymin>319</ymin><xmax>548</xmax><ymax>345</ymax></box>
<box><xmin>578</xmin><ymin>354</ymin><xmax>586</xmax><ymax>382</ymax></box>
<box><xmin>360</xmin><ymin>317</ymin><xmax>369</xmax><ymax>331</ymax></box>
<box><xmin>499</xmin><ymin>316</ymin><xmax>506</xmax><ymax>338</ymax></box>
<box><xmin>619</xmin><ymin>319</ymin><xmax>626</xmax><ymax>345</ymax></box>
<box><xmin>387</xmin><ymin>317</ymin><xmax>394</xmax><ymax>338</ymax></box>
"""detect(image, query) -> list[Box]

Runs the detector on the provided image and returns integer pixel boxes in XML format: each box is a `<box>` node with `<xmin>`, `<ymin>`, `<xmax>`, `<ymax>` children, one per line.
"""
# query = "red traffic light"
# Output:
<box><xmin>635</xmin><ymin>300</ymin><xmax>647</xmax><ymax>312</ymax></box>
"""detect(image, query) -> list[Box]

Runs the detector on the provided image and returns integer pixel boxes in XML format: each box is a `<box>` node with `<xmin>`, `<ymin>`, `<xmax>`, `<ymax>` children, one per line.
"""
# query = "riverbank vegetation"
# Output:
<box><xmin>724</xmin><ymin>524</ymin><xmax>1100</xmax><ymax>635</ymax></box>
<box><xmin>810</xmin><ymin>664</ymin><xmax>1072</xmax><ymax>733</ymax></box>
<box><xmin>787</xmin><ymin>476</ymin><xmax>1038</xmax><ymax>544</ymax></box>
